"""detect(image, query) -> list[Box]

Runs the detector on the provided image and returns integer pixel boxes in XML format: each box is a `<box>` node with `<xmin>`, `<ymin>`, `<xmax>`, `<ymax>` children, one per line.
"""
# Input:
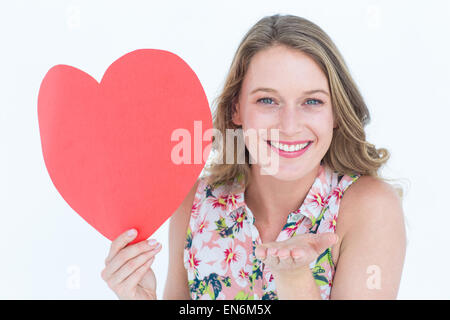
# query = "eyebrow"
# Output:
<box><xmin>250</xmin><ymin>87</ymin><xmax>329</xmax><ymax>97</ymax></box>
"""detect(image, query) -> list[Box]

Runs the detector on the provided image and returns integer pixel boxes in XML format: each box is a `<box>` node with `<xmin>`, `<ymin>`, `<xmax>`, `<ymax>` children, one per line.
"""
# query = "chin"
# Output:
<box><xmin>259</xmin><ymin>161</ymin><xmax>313</xmax><ymax>181</ymax></box>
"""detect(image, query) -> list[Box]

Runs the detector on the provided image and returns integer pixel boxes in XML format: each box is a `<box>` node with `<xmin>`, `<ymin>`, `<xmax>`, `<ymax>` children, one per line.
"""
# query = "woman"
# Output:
<box><xmin>100</xmin><ymin>14</ymin><xmax>406</xmax><ymax>300</ymax></box>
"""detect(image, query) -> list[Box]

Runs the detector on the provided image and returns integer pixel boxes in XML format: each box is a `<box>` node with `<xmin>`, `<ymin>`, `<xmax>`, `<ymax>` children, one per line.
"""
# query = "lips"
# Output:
<box><xmin>266</xmin><ymin>140</ymin><xmax>312</xmax><ymax>145</ymax></box>
<box><xmin>265</xmin><ymin>140</ymin><xmax>312</xmax><ymax>150</ymax></box>
<box><xmin>265</xmin><ymin>139</ymin><xmax>313</xmax><ymax>158</ymax></box>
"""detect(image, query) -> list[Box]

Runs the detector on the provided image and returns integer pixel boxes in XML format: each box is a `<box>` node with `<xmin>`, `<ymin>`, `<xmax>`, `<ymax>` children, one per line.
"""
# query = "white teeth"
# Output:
<box><xmin>269</xmin><ymin>141</ymin><xmax>310</xmax><ymax>152</ymax></box>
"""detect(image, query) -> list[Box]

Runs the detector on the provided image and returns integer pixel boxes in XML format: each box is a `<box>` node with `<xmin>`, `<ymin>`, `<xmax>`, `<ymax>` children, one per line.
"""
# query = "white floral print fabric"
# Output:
<box><xmin>183</xmin><ymin>164</ymin><xmax>360</xmax><ymax>300</ymax></box>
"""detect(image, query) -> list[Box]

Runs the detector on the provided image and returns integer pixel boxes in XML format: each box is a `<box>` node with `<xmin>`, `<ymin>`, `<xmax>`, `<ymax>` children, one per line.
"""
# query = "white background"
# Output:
<box><xmin>1</xmin><ymin>0</ymin><xmax>449</xmax><ymax>299</ymax></box>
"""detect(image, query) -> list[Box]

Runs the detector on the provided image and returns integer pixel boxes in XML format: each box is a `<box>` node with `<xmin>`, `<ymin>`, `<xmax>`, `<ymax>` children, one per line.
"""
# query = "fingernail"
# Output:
<box><xmin>155</xmin><ymin>242</ymin><xmax>162</xmax><ymax>249</ymax></box>
<box><xmin>148</xmin><ymin>239</ymin><xmax>157</xmax><ymax>245</ymax></box>
<box><xmin>127</xmin><ymin>229</ymin><xmax>137</xmax><ymax>237</ymax></box>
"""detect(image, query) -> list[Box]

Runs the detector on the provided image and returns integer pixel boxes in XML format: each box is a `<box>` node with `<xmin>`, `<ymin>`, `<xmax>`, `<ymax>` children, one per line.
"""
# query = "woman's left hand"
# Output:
<box><xmin>254</xmin><ymin>232</ymin><xmax>338</xmax><ymax>279</ymax></box>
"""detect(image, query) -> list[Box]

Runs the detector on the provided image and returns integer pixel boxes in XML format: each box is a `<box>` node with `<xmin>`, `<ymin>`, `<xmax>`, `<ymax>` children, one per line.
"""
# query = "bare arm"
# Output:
<box><xmin>162</xmin><ymin>179</ymin><xmax>201</xmax><ymax>300</ymax></box>
<box><xmin>330</xmin><ymin>176</ymin><xmax>407</xmax><ymax>299</ymax></box>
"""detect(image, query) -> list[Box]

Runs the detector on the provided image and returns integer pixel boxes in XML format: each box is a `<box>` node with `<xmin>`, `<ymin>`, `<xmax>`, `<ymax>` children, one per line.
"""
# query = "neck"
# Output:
<box><xmin>244</xmin><ymin>164</ymin><xmax>321</xmax><ymax>224</ymax></box>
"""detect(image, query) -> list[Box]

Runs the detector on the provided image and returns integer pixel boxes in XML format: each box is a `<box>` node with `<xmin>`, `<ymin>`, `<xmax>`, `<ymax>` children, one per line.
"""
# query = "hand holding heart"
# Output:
<box><xmin>101</xmin><ymin>229</ymin><xmax>162</xmax><ymax>300</ymax></box>
<box><xmin>255</xmin><ymin>232</ymin><xmax>338</xmax><ymax>279</ymax></box>
<box><xmin>38</xmin><ymin>49</ymin><xmax>212</xmax><ymax>244</ymax></box>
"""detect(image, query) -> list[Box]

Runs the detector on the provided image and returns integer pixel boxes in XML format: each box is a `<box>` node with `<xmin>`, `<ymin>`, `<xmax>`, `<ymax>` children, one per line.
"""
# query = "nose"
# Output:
<box><xmin>278</xmin><ymin>104</ymin><xmax>302</xmax><ymax>137</ymax></box>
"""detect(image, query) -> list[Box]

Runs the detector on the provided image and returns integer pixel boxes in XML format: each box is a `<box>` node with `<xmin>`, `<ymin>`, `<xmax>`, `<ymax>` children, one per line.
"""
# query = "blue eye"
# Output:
<box><xmin>305</xmin><ymin>99</ymin><xmax>323</xmax><ymax>105</ymax></box>
<box><xmin>257</xmin><ymin>97</ymin><xmax>275</xmax><ymax>105</ymax></box>
<box><xmin>257</xmin><ymin>97</ymin><xmax>323</xmax><ymax>107</ymax></box>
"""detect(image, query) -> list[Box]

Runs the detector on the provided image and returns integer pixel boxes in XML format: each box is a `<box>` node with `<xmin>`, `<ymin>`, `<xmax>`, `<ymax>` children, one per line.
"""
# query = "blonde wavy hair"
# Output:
<box><xmin>202</xmin><ymin>14</ymin><xmax>397</xmax><ymax>195</ymax></box>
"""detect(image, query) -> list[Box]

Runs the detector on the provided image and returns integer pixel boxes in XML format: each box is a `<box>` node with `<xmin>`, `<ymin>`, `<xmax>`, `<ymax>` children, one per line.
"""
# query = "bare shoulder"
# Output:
<box><xmin>332</xmin><ymin>176</ymin><xmax>405</xmax><ymax>264</ymax></box>
<box><xmin>338</xmin><ymin>175</ymin><xmax>403</xmax><ymax>229</ymax></box>
<box><xmin>331</xmin><ymin>175</ymin><xmax>407</xmax><ymax>299</ymax></box>
<box><xmin>344</xmin><ymin>175</ymin><xmax>401</xmax><ymax>202</ymax></box>
<box><xmin>162</xmin><ymin>178</ymin><xmax>202</xmax><ymax>299</ymax></box>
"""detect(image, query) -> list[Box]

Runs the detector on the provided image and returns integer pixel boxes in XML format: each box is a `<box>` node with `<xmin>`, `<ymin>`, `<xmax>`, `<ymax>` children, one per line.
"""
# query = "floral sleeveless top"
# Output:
<box><xmin>183</xmin><ymin>164</ymin><xmax>360</xmax><ymax>300</ymax></box>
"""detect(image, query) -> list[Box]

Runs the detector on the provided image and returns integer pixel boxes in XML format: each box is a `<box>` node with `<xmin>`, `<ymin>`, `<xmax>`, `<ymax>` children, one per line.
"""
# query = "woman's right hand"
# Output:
<box><xmin>101</xmin><ymin>229</ymin><xmax>162</xmax><ymax>300</ymax></box>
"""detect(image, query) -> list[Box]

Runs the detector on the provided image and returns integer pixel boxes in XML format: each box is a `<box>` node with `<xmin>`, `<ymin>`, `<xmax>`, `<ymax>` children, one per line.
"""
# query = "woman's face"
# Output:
<box><xmin>232</xmin><ymin>45</ymin><xmax>335</xmax><ymax>181</ymax></box>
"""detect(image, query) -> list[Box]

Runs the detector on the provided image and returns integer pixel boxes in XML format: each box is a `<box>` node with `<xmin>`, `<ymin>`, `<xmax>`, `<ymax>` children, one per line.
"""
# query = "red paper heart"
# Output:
<box><xmin>38</xmin><ymin>49</ymin><xmax>212</xmax><ymax>244</ymax></box>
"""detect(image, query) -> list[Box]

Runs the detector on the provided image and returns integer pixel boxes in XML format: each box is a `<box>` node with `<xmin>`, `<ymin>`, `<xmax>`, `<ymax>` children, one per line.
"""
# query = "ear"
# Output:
<box><xmin>333</xmin><ymin>118</ymin><xmax>338</xmax><ymax>129</ymax></box>
<box><xmin>231</xmin><ymin>101</ymin><xmax>242</xmax><ymax>126</ymax></box>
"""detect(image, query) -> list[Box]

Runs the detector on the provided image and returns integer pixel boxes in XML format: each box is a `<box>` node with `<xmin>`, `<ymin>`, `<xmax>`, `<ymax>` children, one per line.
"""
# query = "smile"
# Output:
<box><xmin>266</xmin><ymin>140</ymin><xmax>313</xmax><ymax>158</ymax></box>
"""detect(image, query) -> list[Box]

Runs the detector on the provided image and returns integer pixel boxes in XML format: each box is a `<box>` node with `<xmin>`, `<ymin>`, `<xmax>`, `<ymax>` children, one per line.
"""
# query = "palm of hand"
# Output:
<box><xmin>255</xmin><ymin>232</ymin><xmax>338</xmax><ymax>277</ymax></box>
